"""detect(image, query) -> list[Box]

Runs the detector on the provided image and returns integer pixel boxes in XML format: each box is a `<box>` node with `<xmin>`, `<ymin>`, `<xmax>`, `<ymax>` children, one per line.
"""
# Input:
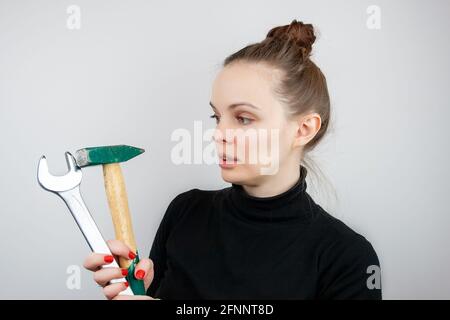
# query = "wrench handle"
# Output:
<box><xmin>58</xmin><ymin>187</ymin><xmax>134</xmax><ymax>296</ymax></box>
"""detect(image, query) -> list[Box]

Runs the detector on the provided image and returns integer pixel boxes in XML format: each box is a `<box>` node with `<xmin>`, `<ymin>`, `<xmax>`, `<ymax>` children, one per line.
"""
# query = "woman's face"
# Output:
<box><xmin>210</xmin><ymin>61</ymin><xmax>301</xmax><ymax>185</ymax></box>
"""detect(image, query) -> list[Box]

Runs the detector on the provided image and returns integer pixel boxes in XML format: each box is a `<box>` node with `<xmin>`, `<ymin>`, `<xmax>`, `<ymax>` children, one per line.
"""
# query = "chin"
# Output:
<box><xmin>220</xmin><ymin>167</ymin><xmax>245</xmax><ymax>184</ymax></box>
<box><xmin>220</xmin><ymin>165</ymin><xmax>258</xmax><ymax>185</ymax></box>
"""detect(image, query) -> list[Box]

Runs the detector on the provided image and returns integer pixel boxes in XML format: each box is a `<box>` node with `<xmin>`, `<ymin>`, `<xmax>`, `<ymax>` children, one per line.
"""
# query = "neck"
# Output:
<box><xmin>242</xmin><ymin>160</ymin><xmax>301</xmax><ymax>198</ymax></box>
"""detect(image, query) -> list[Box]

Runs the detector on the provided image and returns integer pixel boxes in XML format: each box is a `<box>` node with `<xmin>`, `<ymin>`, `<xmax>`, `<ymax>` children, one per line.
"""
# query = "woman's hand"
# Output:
<box><xmin>83</xmin><ymin>239</ymin><xmax>157</xmax><ymax>300</ymax></box>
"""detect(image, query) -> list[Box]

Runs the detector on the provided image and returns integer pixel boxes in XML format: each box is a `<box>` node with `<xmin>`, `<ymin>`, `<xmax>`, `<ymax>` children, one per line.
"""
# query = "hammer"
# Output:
<box><xmin>74</xmin><ymin>144</ymin><xmax>146</xmax><ymax>295</ymax></box>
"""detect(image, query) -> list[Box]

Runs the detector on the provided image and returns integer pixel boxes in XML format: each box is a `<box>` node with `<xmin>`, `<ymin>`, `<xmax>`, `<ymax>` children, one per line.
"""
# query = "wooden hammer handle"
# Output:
<box><xmin>102</xmin><ymin>163</ymin><xmax>137</xmax><ymax>269</ymax></box>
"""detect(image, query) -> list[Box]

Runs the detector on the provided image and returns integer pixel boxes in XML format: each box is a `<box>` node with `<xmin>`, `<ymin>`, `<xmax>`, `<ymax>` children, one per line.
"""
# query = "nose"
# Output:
<box><xmin>213</xmin><ymin>121</ymin><xmax>235</xmax><ymax>144</ymax></box>
<box><xmin>213</xmin><ymin>129</ymin><xmax>233</xmax><ymax>145</ymax></box>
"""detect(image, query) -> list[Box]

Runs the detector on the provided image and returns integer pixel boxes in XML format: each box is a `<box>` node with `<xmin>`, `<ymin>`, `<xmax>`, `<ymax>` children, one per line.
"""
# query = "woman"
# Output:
<box><xmin>83</xmin><ymin>19</ymin><xmax>382</xmax><ymax>300</ymax></box>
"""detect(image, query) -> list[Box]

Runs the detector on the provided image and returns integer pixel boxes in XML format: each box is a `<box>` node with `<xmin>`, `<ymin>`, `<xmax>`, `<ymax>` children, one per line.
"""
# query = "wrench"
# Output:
<box><xmin>37</xmin><ymin>151</ymin><xmax>134</xmax><ymax>296</ymax></box>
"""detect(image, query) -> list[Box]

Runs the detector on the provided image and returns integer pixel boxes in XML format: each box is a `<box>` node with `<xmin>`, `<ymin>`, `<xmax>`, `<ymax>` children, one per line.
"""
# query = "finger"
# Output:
<box><xmin>83</xmin><ymin>253</ymin><xmax>116</xmax><ymax>272</ymax></box>
<box><xmin>93</xmin><ymin>267</ymin><xmax>129</xmax><ymax>287</ymax></box>
<box><xmin>103</xmin><ymin>281</ymin><xmax>130</xmax><ymax>300</ymax></box>
<box><xmin>113</xmin><ymin>295</ymin><xmax>155</xmax><ymax>300</ymax></box>
<box><xmin>106</xmin><ymin>239</ymin><xmax>136</xmax><ymax>260</ymax></box>
<box><xmin>134</xmin><ymin>258</ymin><xmax>154</xmax><ymax>291</ymax></box>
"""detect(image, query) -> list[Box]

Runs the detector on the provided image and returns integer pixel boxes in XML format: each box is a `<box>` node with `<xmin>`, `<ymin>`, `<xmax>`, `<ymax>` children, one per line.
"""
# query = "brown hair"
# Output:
<box><xmin>223</xmin><ymin>19</ymin><xmax>331</xmax><ymax>154</ymax></box>
<box><xmin>223</xmin><ymin>19</ymin><xmax>336</xmax><ymax>209</ymax></box>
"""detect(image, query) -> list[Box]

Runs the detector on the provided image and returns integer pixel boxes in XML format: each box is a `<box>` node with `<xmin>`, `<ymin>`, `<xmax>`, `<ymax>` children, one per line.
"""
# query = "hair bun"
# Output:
<box><xmin>266</xmin><ymin>19</ymin><xmax>316</xmax><ymax>58</ymax></box>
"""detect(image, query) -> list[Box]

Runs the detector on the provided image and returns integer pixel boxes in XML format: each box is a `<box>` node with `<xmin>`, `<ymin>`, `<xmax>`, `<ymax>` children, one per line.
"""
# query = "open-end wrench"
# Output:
<box><xmin>37</xmin><ymin>151</ymin><xmax>134</xmax><ymax>296</ymax></box>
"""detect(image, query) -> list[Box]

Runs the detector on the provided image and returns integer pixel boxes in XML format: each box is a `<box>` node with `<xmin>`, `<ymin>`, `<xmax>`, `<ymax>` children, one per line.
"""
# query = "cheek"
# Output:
<box><xmin>276</xmin><ymin>128</ymin><xmax>293</xmax><ymax>158</ymax></box>
<box><xmin>236</xmin><ymin>133</ymin><xmax>258</xmax><ymax>163</ymax></box>
<box><xmin>260</xmin><ymin>125</ymin><xmax>293</xmax><ymax>167</ymax></box>
<box><xmin>233</xmin><ymin>128</ymin><xmax>287</xmax><ymax>165</ymax></box>
<box><xmin>222</xmin><ymin>117</ymin><xmax>291</xmax><ymax>165</ymax></box>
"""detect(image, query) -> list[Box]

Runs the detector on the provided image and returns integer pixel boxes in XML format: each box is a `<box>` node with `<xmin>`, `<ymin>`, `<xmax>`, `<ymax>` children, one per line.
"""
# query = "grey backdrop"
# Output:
<box><xmin>1</xmin><ymin>0</ymin><xmax>449</xmax><ymax>299</ymax></box>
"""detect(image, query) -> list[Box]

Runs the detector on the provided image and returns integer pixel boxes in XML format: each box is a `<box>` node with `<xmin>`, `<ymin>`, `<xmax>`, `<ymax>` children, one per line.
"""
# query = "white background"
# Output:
<box><xmin>0</xmin><ymin>0</ymin><xmax>449</xmax><ymax>299</ymax></box>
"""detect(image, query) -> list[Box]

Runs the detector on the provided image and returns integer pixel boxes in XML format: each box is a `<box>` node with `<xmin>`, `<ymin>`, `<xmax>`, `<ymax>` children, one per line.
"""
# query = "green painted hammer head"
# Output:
<box><xmin>74</xmin><ymin>145</ymin><xmax>145</xmax><ymax>168</ymax></box>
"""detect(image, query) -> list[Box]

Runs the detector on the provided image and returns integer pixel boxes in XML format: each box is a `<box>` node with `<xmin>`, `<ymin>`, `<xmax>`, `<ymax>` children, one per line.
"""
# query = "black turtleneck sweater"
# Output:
<box><xmin>146</xmin><ymin>166</ymin><xmax>382</xmax><ymax>299</ymax></box>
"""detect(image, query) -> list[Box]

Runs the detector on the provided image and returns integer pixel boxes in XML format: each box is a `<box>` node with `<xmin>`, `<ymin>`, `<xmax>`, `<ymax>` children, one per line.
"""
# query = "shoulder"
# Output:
<box><xmin>168</xmin><ymin>186</ymin><xmax>229</xmax><ymax>206</ymax></box>
<box><xmin>315</xmin><ymin>206</ymin><xmax>380</xmax><ymax>269</ymax></box>
<box><xmin>311</xmin><ymin>206</ymin><xmax>382</xmax><ymax>299</ymax></box>
<box><xmin>311</xmin><ymin>204</ymin><xmax>378</xmax><ymax>257</ymax></box>
<box><xmin>162</xmin><ymin>186</ymin><xmax>230</xmax><ymax>220</ymax></box>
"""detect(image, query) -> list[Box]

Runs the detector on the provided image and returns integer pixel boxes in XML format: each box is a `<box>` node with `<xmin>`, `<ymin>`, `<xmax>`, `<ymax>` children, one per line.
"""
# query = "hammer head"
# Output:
<box><xmin>75</xmin><ymin>145</ymin><xmax>145</xmax><ymax>168</ymax></box>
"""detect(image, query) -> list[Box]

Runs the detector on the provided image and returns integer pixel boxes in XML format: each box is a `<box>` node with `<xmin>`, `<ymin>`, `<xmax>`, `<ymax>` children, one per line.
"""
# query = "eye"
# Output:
<box><xmin>237</xmin><ymin>116</ymin><xmax>253</xmax><ymax>125</ymax></box>
<box><xmin>210</xmin><ymin>114</ymin><xmax>220</xmax><ymax>124</ymax></box>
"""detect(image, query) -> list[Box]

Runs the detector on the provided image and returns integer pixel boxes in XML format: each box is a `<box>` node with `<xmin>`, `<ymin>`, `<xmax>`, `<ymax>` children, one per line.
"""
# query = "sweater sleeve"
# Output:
<box><xmin>317</xmin><ymin>235</ymin><xmax>382</xmax><ymax>300</ymax></box>
<box><xmin>145</xmin><ymin>189</ymin><xmax>195</xmax><ymax>298</ymax></box>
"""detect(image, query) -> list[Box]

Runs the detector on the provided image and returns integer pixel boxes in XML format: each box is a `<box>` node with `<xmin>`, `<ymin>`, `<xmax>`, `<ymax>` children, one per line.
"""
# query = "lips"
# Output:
<box><xmin>219</xmin><ymin>153</ymin><xmax>238</xmax><ymax>162</ymax></box>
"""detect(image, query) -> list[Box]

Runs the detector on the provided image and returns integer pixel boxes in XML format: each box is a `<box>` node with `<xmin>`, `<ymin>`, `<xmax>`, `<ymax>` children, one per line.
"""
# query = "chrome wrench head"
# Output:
<box><xmin>37</xmin><ymin>151</ymin><xmax>135</xmax><ymax>296</ymax></box>
<box><xmin>37</xmin><ymin>152</ymin><xmax>82</xmax><ymax>192</ymax></box>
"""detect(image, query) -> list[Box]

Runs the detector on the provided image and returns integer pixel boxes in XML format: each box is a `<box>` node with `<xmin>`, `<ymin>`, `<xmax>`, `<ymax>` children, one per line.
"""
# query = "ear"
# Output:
<box><xmin>292</xmin><ymin>113</ymin><xmax>322</xmax><ymax>148</ymax></box>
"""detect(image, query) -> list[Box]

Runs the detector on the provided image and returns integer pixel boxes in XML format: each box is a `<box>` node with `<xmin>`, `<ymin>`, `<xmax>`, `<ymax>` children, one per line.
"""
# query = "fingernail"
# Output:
<box><xmin>135</xmin><ymin>269</ymin><xmax>145</xmax><ymax>280</ymax></box>
<box><xmin>104</xmin><ymin>255</ymin><xmax>114</xmax><ymax>263</ymax></box>
<box><xmin>128</xmin><ymin>251</ymin><xmax>136</xmax><ymax>260</ymax></box>
<box><xmin>124</xmin><ymin>281</ymin><xmax>129</xmax><ymax>288</ymax></box>
<box><xmin>121</xmin><ymin>268</ymin><xmax>128</xmax><ymax>276</ymax></box>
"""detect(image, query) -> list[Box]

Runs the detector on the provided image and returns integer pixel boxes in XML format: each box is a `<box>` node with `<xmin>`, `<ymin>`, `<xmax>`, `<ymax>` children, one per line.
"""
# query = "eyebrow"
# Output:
<box><xmin>209</xmin><ymin>101</ymin><xmax>260</xmax><ymax>111</ymax></box>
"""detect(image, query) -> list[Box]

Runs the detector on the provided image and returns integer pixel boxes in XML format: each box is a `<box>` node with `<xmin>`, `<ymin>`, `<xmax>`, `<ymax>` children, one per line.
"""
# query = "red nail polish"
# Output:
<box><xmin>124</xmin><ymin>281</ymin><xmax>129</xmax><ymax>288</ymax></box>
<box><xmin>135</xmin><ymin>269</ymin><xmax>145</xmax><ymax>280</ymax></box>
<box><xmin>128</xmin><ymin>251</ymin><xmax>136</xmax><ymax>260</ymax></box>
<box><xmin>104</xmin><ymin>255</ymin><xmax>114</xmax><ymax>263</ymax></box>
<box><xmin>121</xmin><ymin>268</ymin><xmax>128</xmax><ymax>276</ymax></box>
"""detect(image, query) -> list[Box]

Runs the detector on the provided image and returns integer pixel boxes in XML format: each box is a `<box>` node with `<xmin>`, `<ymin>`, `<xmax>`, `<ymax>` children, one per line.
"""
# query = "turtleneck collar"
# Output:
<box><xmin>228</xmin><ymin>165</ymin><xmax>310</xmax><ymax>223</ymax></box>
